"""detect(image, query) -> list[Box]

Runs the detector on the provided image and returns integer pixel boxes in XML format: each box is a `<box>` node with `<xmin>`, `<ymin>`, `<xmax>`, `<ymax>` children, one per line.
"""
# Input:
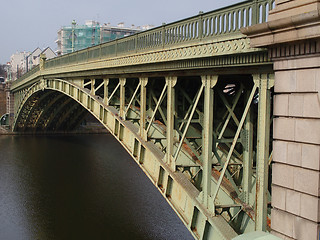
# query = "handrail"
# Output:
<box><xmin>16</xmin><ymin>0</ymin><xmax>275</xmax><ymax>83</ymax></box>
<box><xmin>17</xmin><ymin>65</ymin><xmax>40</xmax><ymax>82</ymax></box>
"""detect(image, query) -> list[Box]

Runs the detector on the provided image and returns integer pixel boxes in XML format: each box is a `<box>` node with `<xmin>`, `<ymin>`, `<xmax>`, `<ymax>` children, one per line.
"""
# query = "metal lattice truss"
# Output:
<box><xmin>13</xmin><ymin>73</ymin><xmax>274</xmax><ymax>239</ymax></box>
<box><xmin>10</xmin><ymin>1</ymin><xmax>278</xmax><ymax>238</ymax></box>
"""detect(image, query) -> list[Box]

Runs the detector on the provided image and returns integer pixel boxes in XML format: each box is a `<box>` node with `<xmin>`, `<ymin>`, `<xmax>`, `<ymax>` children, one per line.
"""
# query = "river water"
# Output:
<box><xmin>0</xmin><ymin>134</ymin><xmax>193</xmax><ymax>240</ymax></box>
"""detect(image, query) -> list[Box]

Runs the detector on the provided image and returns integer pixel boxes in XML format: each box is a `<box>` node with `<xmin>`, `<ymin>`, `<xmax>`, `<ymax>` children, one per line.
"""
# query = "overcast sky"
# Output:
<box><xmin>1</xmin><ymin>0</ymin><xmax>243</xmax><ymax>64</ymax></box>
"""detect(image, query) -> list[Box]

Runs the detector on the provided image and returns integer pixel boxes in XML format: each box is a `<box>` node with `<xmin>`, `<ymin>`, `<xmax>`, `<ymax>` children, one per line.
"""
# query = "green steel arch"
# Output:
<box><xmin>14</xmin><ymin>78</ymin><xmax>240</xmax><ymax>239</ymax></box>
<box><xmin>10</xmin><ymin>1</ymin><xmax>278</xmax><ymax>239</ymax></box>
<box><xmin>13</xmin><ymin>76</ymin><xmax>274</xmax><ymax>240</ymax></box>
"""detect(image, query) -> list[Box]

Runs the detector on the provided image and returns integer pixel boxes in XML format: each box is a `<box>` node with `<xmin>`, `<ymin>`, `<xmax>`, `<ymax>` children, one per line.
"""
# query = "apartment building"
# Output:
<box><xmin>56</xmin><ymin>20</ymin><xmax>153</xmax><ymax>55</ymax></box>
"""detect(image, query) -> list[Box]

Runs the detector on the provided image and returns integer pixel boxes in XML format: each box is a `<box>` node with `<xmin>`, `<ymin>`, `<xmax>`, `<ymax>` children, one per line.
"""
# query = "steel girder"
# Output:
<box><xmin>13</xmin><ymin>74</ymin><xmax>274</xmax><ymax>239</ymax></box>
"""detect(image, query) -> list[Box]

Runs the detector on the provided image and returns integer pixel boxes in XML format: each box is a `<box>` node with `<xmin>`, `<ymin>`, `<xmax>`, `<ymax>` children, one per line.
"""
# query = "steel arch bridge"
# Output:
<box><xmin>10</xmin><ymin>0</ymin><xmax>278</xmax><ymax>239</ymax></box>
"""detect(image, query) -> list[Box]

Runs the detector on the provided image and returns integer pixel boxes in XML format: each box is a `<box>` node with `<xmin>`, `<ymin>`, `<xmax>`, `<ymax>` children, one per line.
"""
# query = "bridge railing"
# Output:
<box><xmin>17</xmin><ymin>65</ymin><xmax>40</xmax><ymax>82</ymax></box>
<box><xmin>20</xmin><ymin>0</ymin><xmax>275</xmax><ymax>78</ymax></box>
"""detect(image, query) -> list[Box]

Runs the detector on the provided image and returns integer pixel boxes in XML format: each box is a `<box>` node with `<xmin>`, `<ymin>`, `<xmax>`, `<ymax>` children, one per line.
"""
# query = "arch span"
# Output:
<box><xmin>13</xmin><ymin>75</ymin><xmax>275</xmax><ymax>240</ymax></box>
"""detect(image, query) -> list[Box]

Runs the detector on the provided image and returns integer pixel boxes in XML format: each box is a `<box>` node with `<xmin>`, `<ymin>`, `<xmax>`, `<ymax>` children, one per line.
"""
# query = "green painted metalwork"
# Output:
<box><xmin>10</xmin><ymin>1</ymin><xmax>277</xmax><ymax>239</ymax></box>
<box><xmin>12</xmin><ymin>74</ymin><xmax>274</xmax><ymax>239</ymax></box>
<box><xmin>15</xmin><ymin>0</ymin><xmax>274</xmax><ymax>84</ymax></box>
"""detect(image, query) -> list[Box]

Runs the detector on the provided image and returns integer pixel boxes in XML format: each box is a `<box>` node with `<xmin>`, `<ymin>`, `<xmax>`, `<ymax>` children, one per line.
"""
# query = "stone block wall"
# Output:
<box><xmin>271</xmin><ymin>40</ymin><xmax>320</xmax><ymax>240</ymax></box>
<box><xmin>0</xmin><ymin>84</ymin><xmax>6</xmax><ymax>116</ymax></box>
<box><xmin>5</xmin><ymin>82</ymin><xmax>14</xmax><ymax>126</ymax></box>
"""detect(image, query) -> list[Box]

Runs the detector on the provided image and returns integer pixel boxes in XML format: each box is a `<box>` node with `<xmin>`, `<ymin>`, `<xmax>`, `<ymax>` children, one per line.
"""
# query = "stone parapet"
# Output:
<box><xmin>241</xmin><ymin>1</ymin><xmax>320</xmax><ymax>47</ymax></box>
<box><xmin>269</xmin><ymin>0</ymin><xmax>320</xmax><ymax>21</ymax></box>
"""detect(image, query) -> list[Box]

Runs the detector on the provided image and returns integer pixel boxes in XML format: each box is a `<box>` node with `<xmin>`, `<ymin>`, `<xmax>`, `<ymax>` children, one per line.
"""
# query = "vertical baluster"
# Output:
<box><xmin>157</xmin><ymin>32</ymin><xmax>160</xmax><ymax>46</ymax></box>
<box><xmin>233</xmin><ymin>11</ymin><xmax>236</xmax><ymax>31</ymax></box>
<box><xmin>198</xmin><ymin>12</ymin><xmax>203</xmax><ymax>40</ymax></box>
<box><xmin>176</xmin><ymin>27</ymin><xmax>179</xmax><ymax>42</ymax></box>
<box><xmin>153</xmin><ymin>32</ymin><xmax>156</xmax><ymax>47</ymax></box>
<box><xmin>222</xmin><ymin>14</ymin><xmax>225</xmax><ymax>33</ymax></box>
<box><xmin>162</xmin><ymin>23</ymin><xmax>165</xmax><ymax>47</ymax></box>
<box><xmin>252</xmin><ymin>0</ymin><xmax>258</xmax><ymax>25</ymax></box>
<box><xmin>262</xmin><ymin>3</ymin><xmax>266</xmax><ymax>23</ymax></box>
<box><xmin>225</xmin><ymin>13</ymin><xmax>229</xmax><ymax>33</ymax></box>
<box><xmin>217</xmin><ymin>15</ymin><xmax>221</xmax><ymax>34</ymax></box>
<box><xmin>265</xmin><ymin>3</ymin><xmax>270</xmax><ymax>21</ymax></box>
<box><xmin>246</xmin><ymin>7</ymin><xmax>250</xmax><ymax>27</ymax></box>
<box><xmin>209</xmin><ymin>17</ymin><xmax>213</xmax><ymax>36</ymax></box>
<box><xmin>182</xmin><ymin>25</ymin><xmax>185</xmax><ymax>41</ymax></box>
<box><xmin>175</xmin><ymin>27</ymin><xmax>178</xmax><ymax>43</ymax></box>
<box><xmin>240</xmin><ymin>9</ymin><xmax>244</xmax><ymax>28</ymax></box>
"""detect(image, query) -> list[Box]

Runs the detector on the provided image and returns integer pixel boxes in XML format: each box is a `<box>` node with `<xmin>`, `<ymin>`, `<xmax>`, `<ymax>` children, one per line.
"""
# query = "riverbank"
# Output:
<box><xmin>0</xmin><ymin>124</ymin><xmax>109</xmax><ymax>135</ymax></box>
<box><xmin>0</xmin><ymin>125</ymin><xmax>14</xmax><ymax>135</ymax></box>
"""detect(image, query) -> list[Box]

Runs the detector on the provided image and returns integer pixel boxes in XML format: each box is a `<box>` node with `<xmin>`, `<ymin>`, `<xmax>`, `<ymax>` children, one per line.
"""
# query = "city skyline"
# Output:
<box><xmin>0</xmin><ymin>0</ymin><xmax>242</xmax><ymax>64</ymax></box>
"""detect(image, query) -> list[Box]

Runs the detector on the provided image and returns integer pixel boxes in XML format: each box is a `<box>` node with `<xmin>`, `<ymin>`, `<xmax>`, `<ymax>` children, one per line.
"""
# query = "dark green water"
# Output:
<box><xmin>0</xmin><ymin>134</ymin><xmax>193</xmax><ymax>240</ymax></box>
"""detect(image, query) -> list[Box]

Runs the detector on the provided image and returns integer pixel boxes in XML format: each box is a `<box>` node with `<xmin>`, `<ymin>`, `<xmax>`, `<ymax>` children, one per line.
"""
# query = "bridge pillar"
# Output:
<box><xmin>166</xmin><ymin>76</ymin><xmax>177</xmax><ymax>171</ymax></box>
<box><xmin>201</xmin><ymin>75</ymin><xmax>217</xmax><ymax>211</ymax></box>
<box><xmin>140</xmin><ymin>77</ymin><xmax>148</xmax><ymax>141</ymax></box>
<box><xmin>243</xmin><ymin>1</ymin><xmax>320</xmax><ymax>239</ymax></box>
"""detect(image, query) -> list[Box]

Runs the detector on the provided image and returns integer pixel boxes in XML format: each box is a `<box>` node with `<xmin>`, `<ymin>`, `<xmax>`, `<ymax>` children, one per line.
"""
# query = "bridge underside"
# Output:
<box><xmin>14</xmin><ymin>90</ymin><xmax>89</xmax><ymax>132</ymax></box>
<box><xmin>13</xmin><ymin>69</ymin><xmax>274</xmax><ymax>239</ymax></box>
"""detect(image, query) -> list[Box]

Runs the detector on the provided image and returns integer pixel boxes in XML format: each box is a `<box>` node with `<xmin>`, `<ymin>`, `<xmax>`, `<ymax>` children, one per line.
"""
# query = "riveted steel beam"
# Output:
<box><xmin>140</xmin><ymin>77</ymin><xmax>148</xmax><ymax>141</ymax></box>
<box><xmin>254</xmin><ymin>73</ymin><xmax>274</xmax><ymax>231</ymax></box>
<box><xmin>119</xmin><ymin>78</ymin><xmax>126</xmax><ymax>119</ymax></box>
<box><xmin>166</xmin><ymin>76</ymin><xmax>177</xmax><ymax>171</ymax></box>
<box><xmin>243</xmin><ymin>89</ymin><xmax>254</xmax><ymax>204</ymax></box>
<box><xmin>12</xmin><ymin>73</ymin><xmax>275</xmax><ymax>239</ymax></box>
<box><xmin>201</xmin><ymin>75</ymin><xmax>218</xmax><ymax>211</ymax></box>
<box><xmin>103</xmin><ymin>78</ymin><xmax>109</xmax><ymax>105</ymax></box>
<box><xmin>90</xmin><ymin>79</ymin><xmax>95</xmax><ymax>95</ymax></box>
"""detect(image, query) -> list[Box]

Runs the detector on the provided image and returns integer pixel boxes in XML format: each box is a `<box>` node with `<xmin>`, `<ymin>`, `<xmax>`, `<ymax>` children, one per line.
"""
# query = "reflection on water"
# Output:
<box><xmin>0</xmin><ymin>134</ymin><xmax>193</xmax><ymax>240</ymax></box>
